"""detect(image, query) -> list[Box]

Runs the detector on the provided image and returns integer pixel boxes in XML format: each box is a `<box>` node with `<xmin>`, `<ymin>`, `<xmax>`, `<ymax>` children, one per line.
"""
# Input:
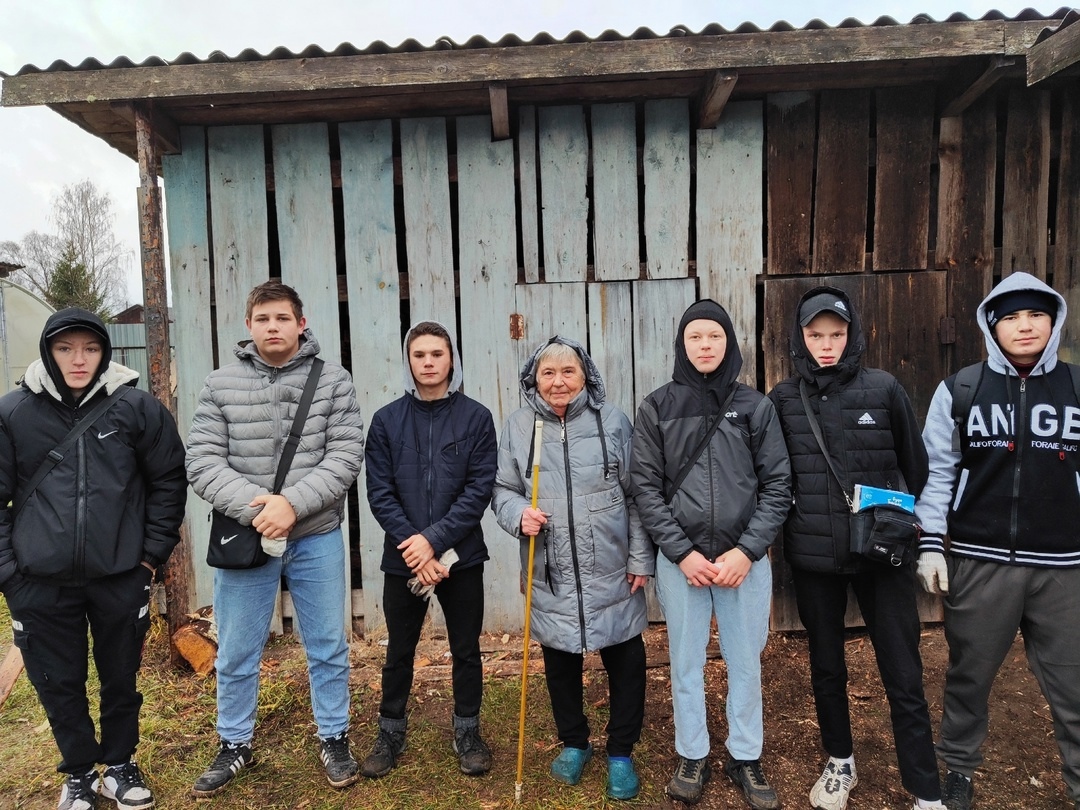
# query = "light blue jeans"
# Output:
<box><xmin>213</xmin><ymin>527</ymin><xmax>350</xmax><ymax>744</ymax></box>
<box><xmin>655</xmin><ymin>552</ymin><xmax>772</xmax><ymax>761</ymax></box>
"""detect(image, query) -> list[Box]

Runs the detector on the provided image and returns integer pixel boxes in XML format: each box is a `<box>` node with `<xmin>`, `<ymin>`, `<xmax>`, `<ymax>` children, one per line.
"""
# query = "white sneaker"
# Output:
<box><xmin>810</xmin><ymin>757</ymin><xmax>858</xmax><ymax>810</ymax></box>
<box><xmin>913</xmin><ymin>804</ymin><xmax>947</xmax><ymax>809</ymax></box>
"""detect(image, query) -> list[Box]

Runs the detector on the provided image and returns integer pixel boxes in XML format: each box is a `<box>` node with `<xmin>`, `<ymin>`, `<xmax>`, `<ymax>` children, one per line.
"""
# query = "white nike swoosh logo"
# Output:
<box><xmin>220</xmin><ymin>535</ymin><xmax>237</xmax><ymax>545</ymax></box>
<box><xmin>98</xmin><ymin>430</ymin><xmax>118</xmax><ymax>439</ymax></box>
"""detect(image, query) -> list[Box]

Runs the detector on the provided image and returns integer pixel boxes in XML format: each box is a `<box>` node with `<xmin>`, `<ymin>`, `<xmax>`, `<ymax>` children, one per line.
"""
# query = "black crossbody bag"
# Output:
<box><xmin>206</xmin><ymin>359</ymin><xmax>324</xmax><ymax>570</ymax></box>
<box><xmin>799</xmin><ymin>380</ymin><xmax>919</xmax><ymax>567</ymax></box>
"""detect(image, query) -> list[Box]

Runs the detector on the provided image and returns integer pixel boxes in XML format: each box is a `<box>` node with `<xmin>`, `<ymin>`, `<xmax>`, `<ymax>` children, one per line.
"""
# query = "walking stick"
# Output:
<box><xmin>515</xmin><ymin>418</ymin><xmax>544</xmax><ymax>804</ymax></box>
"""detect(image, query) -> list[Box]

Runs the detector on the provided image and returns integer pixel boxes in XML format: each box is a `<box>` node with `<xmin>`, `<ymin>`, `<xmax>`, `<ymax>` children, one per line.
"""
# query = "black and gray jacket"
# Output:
<box><xmin>769</xmin><ymin>287</ymin><xmax>928</xmax><ymax>573</ymax></box>
<box><xmin>631</xmin><ymin>299</ymin><xmax>791</xmax><ymax>565</ymax></box>
<box><xmin>0</xmin><ymin>308</ymin><xmax>187</xmax><ymax>588</ymax></box>
<box><xmin>916</xmin><ymin>272</ymin><xmax>1080</xmax><ymax>568</ymax></box>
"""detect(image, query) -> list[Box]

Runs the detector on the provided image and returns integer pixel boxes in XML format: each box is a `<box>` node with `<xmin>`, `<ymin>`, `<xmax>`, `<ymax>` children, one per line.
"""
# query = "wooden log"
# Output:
<box><xmin>171</xmin><ymin>607</ymin><xmax>218</xmax><ymax>676</ymax></box>
<box><xmin>0</xmin><ymin>645</ymin><xmax>24</xmax><ymax>708</ymax></box>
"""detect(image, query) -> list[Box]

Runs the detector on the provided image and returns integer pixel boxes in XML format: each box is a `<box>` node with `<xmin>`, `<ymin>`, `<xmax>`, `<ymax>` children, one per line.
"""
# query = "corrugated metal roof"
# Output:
<box><xmin>8</xmin><ymin>8</ymin><xmax>1073</xmax><ymax>76</ymax></box>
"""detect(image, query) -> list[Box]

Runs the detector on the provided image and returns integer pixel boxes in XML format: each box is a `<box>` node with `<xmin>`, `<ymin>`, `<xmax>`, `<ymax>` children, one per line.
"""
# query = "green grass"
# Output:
<box><xmin>0</xmin><ymin>598</ymin><xmax>669</xmax><ymax>809</ymax></box>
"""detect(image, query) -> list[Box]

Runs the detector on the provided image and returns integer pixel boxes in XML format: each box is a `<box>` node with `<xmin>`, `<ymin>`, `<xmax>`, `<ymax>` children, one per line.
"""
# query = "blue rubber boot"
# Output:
<box><xmin>607</xmin><ymin>756</ymin><xmax>640</xmax><ymax>800</ymax></box>
<box><xmin>550</xmin><ymin>743</ymin><xmax>593</xmax><ymax>785</ymax></box>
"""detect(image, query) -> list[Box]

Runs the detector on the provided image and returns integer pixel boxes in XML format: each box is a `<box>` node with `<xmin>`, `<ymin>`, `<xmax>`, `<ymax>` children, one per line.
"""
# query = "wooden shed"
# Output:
<box><xmin>4</xmin><ymin>10</ymin><xmax>1078</xmax><ymax>634</ymax></box>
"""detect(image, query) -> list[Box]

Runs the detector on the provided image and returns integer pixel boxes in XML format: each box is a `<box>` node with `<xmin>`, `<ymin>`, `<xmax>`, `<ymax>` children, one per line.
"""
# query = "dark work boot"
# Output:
<box><xmin>360</xmin><ymin>716</ymin><xmax>407</xmax><ymax>779</ymax></box>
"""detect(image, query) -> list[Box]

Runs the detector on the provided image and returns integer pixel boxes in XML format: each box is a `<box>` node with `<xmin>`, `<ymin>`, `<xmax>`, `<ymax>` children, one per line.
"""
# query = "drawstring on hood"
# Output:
<box><xmin>673</xmin><ymin>299</ymin><xmax>742</xmax><ymax>413</ymax></box>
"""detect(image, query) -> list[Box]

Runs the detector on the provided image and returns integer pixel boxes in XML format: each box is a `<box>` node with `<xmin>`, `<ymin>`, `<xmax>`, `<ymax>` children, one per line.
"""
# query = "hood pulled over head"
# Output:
<box><xmin>519</xmin><ymin>335</ymin><xmax>605</xmax><ymax>418</ymax></box>
<box><xmin>673</xmin><ymin>299</ymin><xmax>742</xmax><ymax>408</ymax></box>
<box><xmin>789</xmin><ymin>286</ymin><xmax>864</xmax><ymax>386</ymax></box>
<box><xmin>976</xmin><ymin>271</ymin><xmax>1066</xmax><ymax>375</ymax></box>
<box><xmin>401</xmin><ymin>320</ymin><xmax>463</xmax><ymax>398</ymax></box>
<box><xmin>39</xmin><ymin>307</ymin><xmax>113</xmax><ymax>406</ymax></box>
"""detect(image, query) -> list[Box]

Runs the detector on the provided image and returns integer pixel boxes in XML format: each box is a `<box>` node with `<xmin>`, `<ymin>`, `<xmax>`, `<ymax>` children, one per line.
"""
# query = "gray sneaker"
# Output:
<box><xmin>725</xmin><ymin>758</ymin><xmax>780</xmax><ymax>810</ymax></box>
<box><xmin>666</xmin><ymin>756</ymin><xmax>712</xmax><ymax>804</ymax></box>
<box><xmin>452</xmin><ymin>716</ymin><xmax>493</xmax><ymax>776</ymax></box>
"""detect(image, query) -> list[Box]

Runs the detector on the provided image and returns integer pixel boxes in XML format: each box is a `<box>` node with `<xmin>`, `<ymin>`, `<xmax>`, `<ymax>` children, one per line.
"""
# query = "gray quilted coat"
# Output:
<box><xmin>492</xmin><ymin>337</ymin><xmax>652</xmax><ymax>654</ymax></box>
<box><xmin>186</xmin><ymin>330</ymin><xmax>364</xmax><ymax>541</ymax></box>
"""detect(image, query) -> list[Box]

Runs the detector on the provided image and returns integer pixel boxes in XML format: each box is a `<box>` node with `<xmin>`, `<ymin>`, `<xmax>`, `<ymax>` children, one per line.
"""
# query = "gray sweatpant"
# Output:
<box><xmin>939</xmin><ymin>556</ymin><xmax>1080</xmax><ymax>803</ymax></box>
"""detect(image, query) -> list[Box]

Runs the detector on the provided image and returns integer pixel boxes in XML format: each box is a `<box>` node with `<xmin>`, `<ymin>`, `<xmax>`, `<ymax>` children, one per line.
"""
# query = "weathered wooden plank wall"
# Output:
<box><xmin>163</xmin><ymin>82</ymin><xmax>1079</xmax><ymax>635</ymax></box>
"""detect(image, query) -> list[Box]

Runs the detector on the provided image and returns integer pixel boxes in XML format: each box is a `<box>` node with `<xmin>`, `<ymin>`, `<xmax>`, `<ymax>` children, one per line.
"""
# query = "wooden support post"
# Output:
<box><xmin>134</xmin><ymin>102</ymin><xmax>193</xmax><ymax>666</ymax></box>
<box><xmin>698</xmin><ymin>70</ymin><xmax>738</xmax><ymax>129</ymax></box>
<box><xmin>489</xmin><ymin>83</ymin><xmax>510</xmax><ymax>140</ymax></box>
<box><xmin>941</xmin><ymin>57</ymin><xmax>1017</xmax><ymax>118</ymax></box>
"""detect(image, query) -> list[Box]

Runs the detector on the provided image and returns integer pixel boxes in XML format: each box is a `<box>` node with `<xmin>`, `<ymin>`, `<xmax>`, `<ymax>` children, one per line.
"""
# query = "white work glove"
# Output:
<box><xmin>916</xmin><ymin>551</ymin><xmax>949</xmax><ymax>595</ymax></box>
<box><xmin>261</xmin><ymin>535</ymin><xmax>287</xmax><ymax>557</ymax></box>
<box><xmin>407</xmin><ymin>548</ymin><xmax>459</xmax><ymax>600</ymax></box>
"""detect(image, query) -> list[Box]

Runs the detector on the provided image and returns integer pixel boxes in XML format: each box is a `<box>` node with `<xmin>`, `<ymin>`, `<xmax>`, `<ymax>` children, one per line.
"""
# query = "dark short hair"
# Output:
<box><xmin>246</xmin><ymin>281</ymin><xmax>304</xmax><ymax>321</ymax></box>
<box><xmin>407</xmin><ymin>321</ymin><xmax>453</xmax><ymax>353</ymax></box>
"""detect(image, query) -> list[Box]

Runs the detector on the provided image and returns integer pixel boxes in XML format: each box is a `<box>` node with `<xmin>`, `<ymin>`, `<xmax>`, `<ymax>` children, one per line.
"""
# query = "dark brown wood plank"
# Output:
<box><xmin>936</xmin><ymin>97</ymin><xmax>996</xmax><ymax>370</ymax></box>
<box><xmin>1</xmin><ymin>22</ymin><xmax>1043</xmax><ymax>107</ymax></box>
<box><xmin>697</xmin><ymin>70</ymin><xmax>737</xmax><ymax>129</ymax></box>
<box><xmin>1002</xmin><ymin>87</ymin><xmax>1051</xmax><ymax>279</ymax></box>
<box><xmin>1027</xmin><ymin>13</ymin><xmax>1080</xmax><ymax>85</ymax></box>
<box><xmin>873</xmin><ymin>86</ymin><xmax>934</xmax><ymax>271</ymax></box>
<box><xmin>1055</xmin><ymin>85</ymin><xmax>1080</xmax><ymax>363</ymax></box>
<box><xmin>766</xmin><ymin>92</ymin><xmax>815</xmax><ymax>275</ymax></box>
<box><xmin>812</xmin><ymin>89</ymin><xmax>870</xmax><ymax>274</ymax></box>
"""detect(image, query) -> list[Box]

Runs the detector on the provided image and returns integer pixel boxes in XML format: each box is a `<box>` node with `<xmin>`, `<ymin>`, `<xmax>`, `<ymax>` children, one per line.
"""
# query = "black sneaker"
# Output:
<box><xmin>101</xmin><ymin>761</ymin><xmax>153</xmax><ymax>810</ymax></box>
<box><xmin>190</xmin><ymin>741</ymin><xmax>254</xmax><ymax>798</ymax></box>
<box><xmin>320</xmin><ymin>731</ymin><xmax>360</xmax><ymax>788</ymax></box>
<box><xmin>726</xmin><ymin>758</ymin><xmax>780</xmax><ymax>810</ymax></box>
<box><xmin>942</xmin><ymin>770</ymin><xmax>973</xmax><ymax>810</ymax></box>
<box><xmin>666</xmin><ymin>756</ymin><xmax>712</xmax><ymax>804</ymax></box>
<box><xmin>58</xmin><ymin>770</ymin><xmax>100</xmax><ymax>810</ymax></box>
<box><xmin>360</xmin><ymin>727</ymin><xmax>406</xmax><ymax>779</ymax></box>
<box><xmin>453</xmin><ymin>725</ymin><xmax>493</xmax><ymax>776</ymax></box>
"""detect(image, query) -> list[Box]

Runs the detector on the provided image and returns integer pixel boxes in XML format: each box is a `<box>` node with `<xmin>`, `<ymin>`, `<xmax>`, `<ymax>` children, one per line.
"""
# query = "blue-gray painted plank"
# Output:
<box><xmin>457</xmin><ymin>114</ymin><xmax>524</xmax><ymax>630</ymax></box>
<box><xmin>539</xmin><ymin>106</ymin><xmax>589</xmax><ymax>282</ymax></box>
<box><xmin>587</xmin><ymin>282</ymin><xmax>634</xmax><ymax>420</ymax></box>
<box><xmin>340</xmin><ymin>119</ymin><xmax>401</xmax><ymax>633</ymax></box>
<box><xmin>697</xmin><ymin>102</ymin><xmax>765</xmax><ymax>387</ymax></box>
<box><xmin>591</xmin><ymin>104</ymin><xmax>640</xmax><ymax>281</ymax></box>
<box><xmin>519</xmin><ymin>107</ymin><xmax>540</xmax><ymax>285</ymax></box>
<box><xmin>644</xmin><ymin>99</ymin><xmax>690</xmax><ymax>280</ymax></box>
<box><xmin>401</xmin><ymin>118</ymin><xmax>454</xmax><ymax>321</ymax></box>
<box><xmin>163</xmin><ymin>125</ymin><xmax>216</xmax><ymax>608</ymax></box>
<box><xmin>272</xmin><ymin>123</ymin><xmax>342</xmax><ymax>364</ymax></box>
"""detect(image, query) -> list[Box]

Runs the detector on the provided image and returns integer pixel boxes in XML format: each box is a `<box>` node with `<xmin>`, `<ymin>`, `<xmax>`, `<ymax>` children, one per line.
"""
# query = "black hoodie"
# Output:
<box><xmin>768</xmin><ymin>287</ymin><xmax>928</xmax><ymax>573</ymax></box>
<box><xmin>0</xmin><ymin>309</ymin><xmax>187</xmax><ymax>588</ymax></box>
<box><xmin>631</xmin><ymin>299</ymin><xmax>791</xmax><ymax>564</ymax></box>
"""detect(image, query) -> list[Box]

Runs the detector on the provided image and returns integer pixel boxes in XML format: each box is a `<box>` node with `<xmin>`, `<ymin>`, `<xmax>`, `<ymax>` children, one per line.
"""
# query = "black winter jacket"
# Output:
<box><xmin>631</xmin><ymin>299</ymin><xmax>791</xmax><ymax>564</ymax></box>
<box><xmin>366</xmin><ymin>322</ymin><xmax>496</xmax><ymax>577</ymax></box>
<box><xmin>0</xmin><ymin>308</ymin><xmax>187</xmax><ymax>589</ymax></box>
<box><xmin>769</xmin><ymin>287</ymin><xmax>928</xmax><ymax>573</ymax></box>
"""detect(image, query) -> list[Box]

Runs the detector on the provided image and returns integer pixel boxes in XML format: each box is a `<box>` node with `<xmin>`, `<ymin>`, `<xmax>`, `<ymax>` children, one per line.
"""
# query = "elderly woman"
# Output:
<box><xmin>492</xmin><ymin>336</ymin><xmax>653</xmax><ymax>801</ymax></box>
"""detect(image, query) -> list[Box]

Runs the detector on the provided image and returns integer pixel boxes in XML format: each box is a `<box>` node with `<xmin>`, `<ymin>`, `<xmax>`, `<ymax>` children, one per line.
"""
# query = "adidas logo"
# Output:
<box><xmin>834</xmin><ymin>301</ymin><xmax>849</xmax><ymax>313</ymax></box>
<box><xmin>857</xmin><ymin>412</ymin><xmax>876</xmax><ymax>426</ymax></box>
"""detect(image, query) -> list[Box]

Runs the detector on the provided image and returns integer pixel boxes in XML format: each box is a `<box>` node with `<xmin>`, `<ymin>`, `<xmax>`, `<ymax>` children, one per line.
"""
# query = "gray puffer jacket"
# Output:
<box><xmin>492</xmin><ymin>336</ymin><xmax>652</xmax><ymax>654</ymax></box>
<box><xmin>186</xmin><ymin>330</ymin><xmax>365</xmax><ymax>540</ymax></box>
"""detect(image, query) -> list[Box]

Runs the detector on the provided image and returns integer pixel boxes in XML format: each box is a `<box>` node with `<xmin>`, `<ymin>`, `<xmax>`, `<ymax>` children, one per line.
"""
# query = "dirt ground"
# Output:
<box><xmin>351</xmin><ymin>622</ymin><xmax>1070</xmax><ymax>809</ymax></box>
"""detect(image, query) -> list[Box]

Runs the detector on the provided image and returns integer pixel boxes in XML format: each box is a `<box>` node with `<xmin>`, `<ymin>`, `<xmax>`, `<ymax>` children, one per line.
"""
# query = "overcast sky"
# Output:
<box><xmin>0</xmin><ymin>0</ymin><xmax>1044</xmax><ymax>305</ymax></box>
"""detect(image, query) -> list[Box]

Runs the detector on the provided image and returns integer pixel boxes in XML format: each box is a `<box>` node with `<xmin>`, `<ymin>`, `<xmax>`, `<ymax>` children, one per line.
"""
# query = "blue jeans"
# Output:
<box><xmin>214</xmin><ymin>528</ymin><xmax>350</xmax><ymax>743</ymax></box>
<box><xmin>655</xmin><ymin>553</ymin><xmax>771</xmax><ymax>761</ymax></box>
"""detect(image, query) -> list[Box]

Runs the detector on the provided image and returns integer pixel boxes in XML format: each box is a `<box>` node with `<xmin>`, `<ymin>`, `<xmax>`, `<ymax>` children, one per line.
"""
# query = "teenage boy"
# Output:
<box><xmin>769</xmin><ymin>287</ymin><xmax>944</xmax><ymax>810</ymax></box>
<box><xmin>631</xmin><ymin>299</ymin><xmax>791</xmax><ymax>808</ymax></box>
<box><xmin>0</xmin><ymin>307</ymin><xmax>187</xmax><ymax>810</ymax></box>
<box><xmin>187</xmin><ymin>281</ymin><xmax>364</xmax><ymax>796</ymax></box>
<box><xmin>361</xmin><ymin>321</ymin><xmax>497</xmax><ymax>778</ymax></box>
<box><xmin>916</xmin><ymin>272</ymin><xmax>1080</xmax><ymax>810</ymax></box>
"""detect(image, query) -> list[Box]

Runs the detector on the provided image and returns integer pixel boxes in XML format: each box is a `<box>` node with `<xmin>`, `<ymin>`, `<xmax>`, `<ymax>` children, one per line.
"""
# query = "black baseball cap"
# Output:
<box><xmin>799</xmin><ymin>292</ymin><xmax>852</xmax><ymax>327</ymax></box>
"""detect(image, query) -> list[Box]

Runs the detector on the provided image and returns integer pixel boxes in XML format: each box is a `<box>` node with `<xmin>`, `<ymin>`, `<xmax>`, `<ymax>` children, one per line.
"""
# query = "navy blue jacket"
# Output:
<box><xmin>365</xmin><ymin>326</ymin><xmax>497</xmax><ymax>577</ymax></box>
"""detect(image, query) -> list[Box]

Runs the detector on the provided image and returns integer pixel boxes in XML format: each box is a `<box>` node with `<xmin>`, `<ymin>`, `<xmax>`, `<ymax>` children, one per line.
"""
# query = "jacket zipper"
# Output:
<box><xmin>560</xmin><ymin>418</ymin><xmax>588</xmax><ymax>653</ymax></box>
<box><xmin>425</xmin><ymin>406</ymin><xmax>435</xmax><ymax>527</ymax></box>
<box><xmin>75</xmin><ymin>430</ymin><xmax>88</xmax><ymax>579</ymax></box>
<box><xmin>1010</xmin><ymin>378</ymin><xmax>1026</xmax><ymax>558</ymax></box>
